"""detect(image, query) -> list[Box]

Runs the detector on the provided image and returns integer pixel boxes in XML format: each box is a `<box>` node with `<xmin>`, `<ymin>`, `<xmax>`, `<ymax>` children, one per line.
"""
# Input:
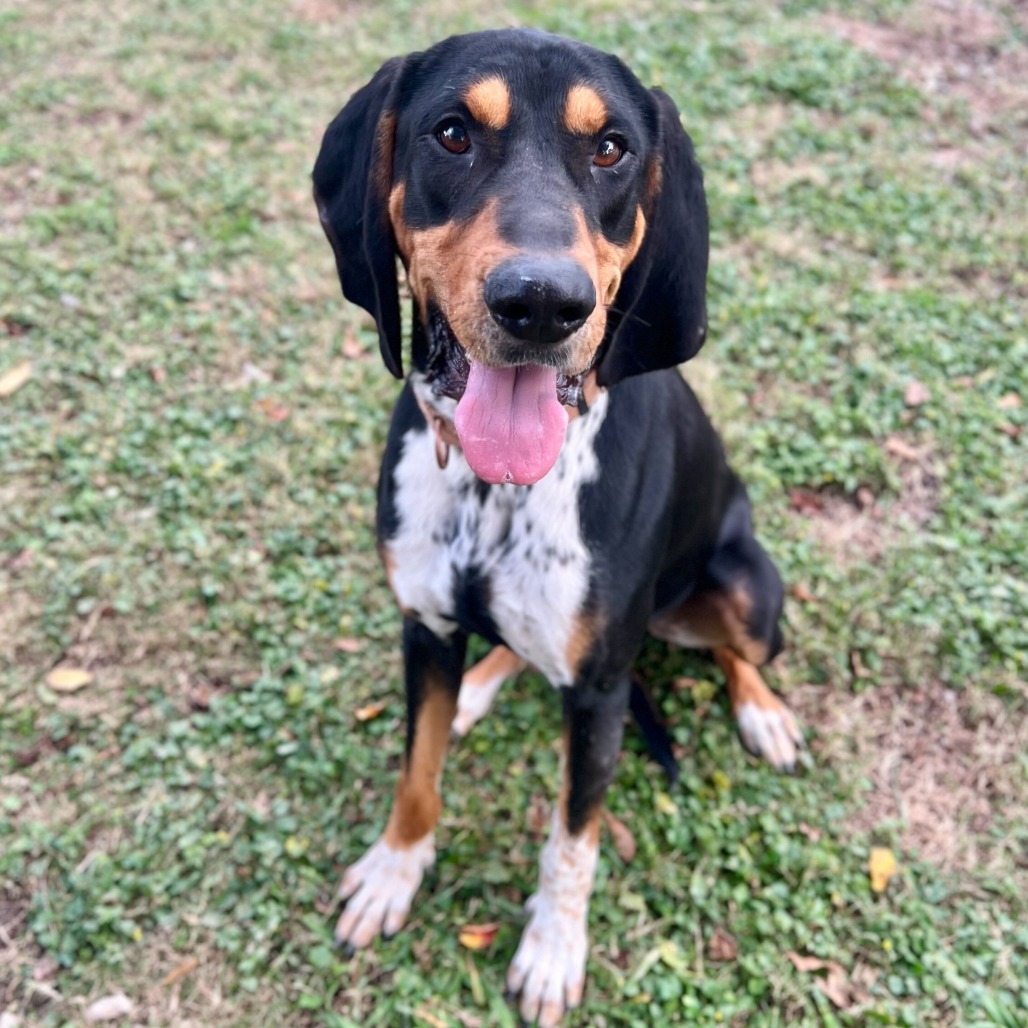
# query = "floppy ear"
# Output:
<box><xmin>595</xmin><ymin>88</ymin><xmax>709</xmax><ymax>387</ymax></box>
<box><xmin>312</xmin><ymin>58</ymin><xmax>407</xmax><ymax>378</ymax></box>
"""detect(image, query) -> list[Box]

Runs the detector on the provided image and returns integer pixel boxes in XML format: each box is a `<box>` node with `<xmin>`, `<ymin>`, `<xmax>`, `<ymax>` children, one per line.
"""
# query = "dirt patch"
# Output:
<box><xmin>291</xmin><ymin>0</ymin><xmax>363</xmax><ymax>23</ymax></box>
<box><xmin>821</xmin><ymin>0</ymin><xmax>1028</xmax><ymax>132</ymax></box>
<box><xmin>790</xmin><ymin>441</ymin><xmax>941</xmax><ymax>565</ymax></box>
<box><xmin>793</xmin><ymin>679</ymin><xmax>1027</xmax><ymax>884</ymax></box>
<box><xmin>0</xmin><ymin>881</ymin><xmax>37</xmax><ymax>1010</ymax></box>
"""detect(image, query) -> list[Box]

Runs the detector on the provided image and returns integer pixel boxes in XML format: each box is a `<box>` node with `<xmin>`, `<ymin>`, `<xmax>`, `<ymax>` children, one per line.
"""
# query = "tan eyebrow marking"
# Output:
<box><xmin>464</xmin><ymin>76</ymin><xmax>511</xmax><ymax>130</ymax></box>
<box><xmin>563</xmin><ymin>84</ymin><xmax>608</xmax><ymax>135</ymax></box>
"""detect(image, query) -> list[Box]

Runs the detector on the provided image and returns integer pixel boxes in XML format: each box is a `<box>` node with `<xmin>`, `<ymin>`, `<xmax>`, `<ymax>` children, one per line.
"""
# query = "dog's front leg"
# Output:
<box><xmin>508</xmin><ymin>677</ymin><xmax>630</xmax><ymax>1027</ymax></box>
<box><xmin>335</xmin><ymin>617</ymin><xmax>466</xmax><ymax>952</ymax></box>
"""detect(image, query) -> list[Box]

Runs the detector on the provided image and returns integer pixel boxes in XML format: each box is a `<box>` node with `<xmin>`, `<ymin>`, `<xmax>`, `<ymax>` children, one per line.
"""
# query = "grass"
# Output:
<box><xmin>1</xmin><ymin>0</ymin><xmax>1025</xmax><ymax>1024</ymax></box>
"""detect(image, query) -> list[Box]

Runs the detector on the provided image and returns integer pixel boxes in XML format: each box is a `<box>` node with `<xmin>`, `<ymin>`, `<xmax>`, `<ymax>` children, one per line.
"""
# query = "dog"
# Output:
<box><xmin>313</xmin><ymin>28</ymin><xmax>801</xmax><ymax>1026</ymax></box>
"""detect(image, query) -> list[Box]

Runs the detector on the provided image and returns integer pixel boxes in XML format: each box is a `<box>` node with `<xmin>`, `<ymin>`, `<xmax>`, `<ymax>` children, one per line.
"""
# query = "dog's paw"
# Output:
<box><xmin>735</xmin><ymin>698</ymin><xmax>802</xmax><ymax>772</ymax></box>
<box><xmin>506</xmin><ymin>890</ymin><xmax>588</xmax><ymax>1027</ymax></box>
<box><xmin>452</xmin><ymin>648</ymin><xmax>523</xmax><ymax>738</ymax></box>
<box><xmin>452</xmin><ymin>677</ymin><xmax>504</xmax><ymax>737</ymax></box>
<box><xmin>334</xmin><ymin>835</ymin><xmax>435</xmax><ymax>951</ymax></box>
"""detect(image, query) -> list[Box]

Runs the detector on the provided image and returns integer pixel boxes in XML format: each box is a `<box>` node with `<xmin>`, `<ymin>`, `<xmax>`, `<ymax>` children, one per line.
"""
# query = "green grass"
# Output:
<box><xmin>1</xmin><ymin>0</ymin><xmax>1025</xmax><ymax>1025</ymax></box>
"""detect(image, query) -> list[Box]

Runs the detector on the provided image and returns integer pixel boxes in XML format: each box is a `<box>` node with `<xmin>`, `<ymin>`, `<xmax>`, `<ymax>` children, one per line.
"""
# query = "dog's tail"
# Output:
<box><xmin>629</xmin><ymin>676</ymin><xmax>679</xmax><ymax>784</ymax></box>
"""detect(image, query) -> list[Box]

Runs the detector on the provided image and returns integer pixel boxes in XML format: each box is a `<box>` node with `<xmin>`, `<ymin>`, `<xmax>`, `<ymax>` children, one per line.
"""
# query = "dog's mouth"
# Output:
<box><xmin>424</xmin><ymin>306</ymin><xmax>587</xmax><ymax>486</ymax></box>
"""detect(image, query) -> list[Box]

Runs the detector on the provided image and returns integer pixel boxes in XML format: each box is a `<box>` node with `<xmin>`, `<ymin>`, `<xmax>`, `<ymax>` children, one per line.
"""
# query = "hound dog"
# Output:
<box><xmin>313</xmin><ymin>28</ymin><xmax>801</xmax><ymax>1026</ymax></box>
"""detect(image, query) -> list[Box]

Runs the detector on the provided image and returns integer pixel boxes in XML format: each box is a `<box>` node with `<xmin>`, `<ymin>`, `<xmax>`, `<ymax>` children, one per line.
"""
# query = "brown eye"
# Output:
<box><xmin>437</xmin><ymin>119</ymin><xmax>470</xmax><ymax>154</ymax></box>
<box><xmin>594</xmin><ymin>136</ymin><xmax>624</xmax><ymax>168</ymax></box>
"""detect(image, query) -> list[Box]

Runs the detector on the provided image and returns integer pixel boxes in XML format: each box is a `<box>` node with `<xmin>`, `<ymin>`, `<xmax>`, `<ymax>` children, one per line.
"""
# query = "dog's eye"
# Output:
<box><xmin>593</xmin><ymin>136</ymin><xmax>625</xmax><ymax>168</ymax></box>
<box><xmin>437</xmin><ymin>119</ymin><xmax>471</xmax><ymax>155</ymax></box>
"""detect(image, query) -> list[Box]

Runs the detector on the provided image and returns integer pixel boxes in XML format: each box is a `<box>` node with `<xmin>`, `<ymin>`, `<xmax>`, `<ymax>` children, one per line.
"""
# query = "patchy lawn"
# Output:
<box><xmin>1</xmin><ymin>0</ymin><xmax>1025</xmax><ymax>1025</ymax></box>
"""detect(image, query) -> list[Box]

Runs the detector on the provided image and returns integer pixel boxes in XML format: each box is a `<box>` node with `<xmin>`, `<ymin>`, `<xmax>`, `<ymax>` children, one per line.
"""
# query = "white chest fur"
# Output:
<box><xmin>387</xmin><ymin>393</ymin><xmax>609</xmax><ymax>687</ymax></box>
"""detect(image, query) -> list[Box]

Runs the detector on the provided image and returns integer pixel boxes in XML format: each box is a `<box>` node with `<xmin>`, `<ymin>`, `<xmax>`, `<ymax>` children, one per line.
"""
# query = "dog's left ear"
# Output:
<box><xmin>595</xmin><ymin>88</ymin><xmax>709</xmax><ymax>387</ymax></box>
<box><xmin>312</xmin><ymin>57</ymin><xmax>410</xmax><ymax>378</ymax></box>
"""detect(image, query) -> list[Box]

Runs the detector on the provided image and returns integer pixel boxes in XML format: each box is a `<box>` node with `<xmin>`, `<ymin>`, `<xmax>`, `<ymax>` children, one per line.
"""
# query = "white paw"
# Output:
<box><xmin>507</xmin><ymin>890</ymin><xmax>588</xmax><ymax>1026</ymax></box>
<box><xmin>736</xmin><ymin>700</ymin><xmax>802</xmax><ymax>772</ymax></box>
<box><xmin>452</xmin><ymin>675</ymin><xmax>505</xmax><ymax>737</ymax></box>
<box><xmin>334</xmin><ymin>834</ymin><xmax>435</xmax><ymax>950</ymax></box>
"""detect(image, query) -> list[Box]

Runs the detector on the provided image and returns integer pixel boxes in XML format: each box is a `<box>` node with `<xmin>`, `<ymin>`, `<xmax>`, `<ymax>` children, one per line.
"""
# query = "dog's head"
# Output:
<box><xmin>313</xmin><ymin>29</ymin><xmax>708</xmax><ymax>484</ymax></box>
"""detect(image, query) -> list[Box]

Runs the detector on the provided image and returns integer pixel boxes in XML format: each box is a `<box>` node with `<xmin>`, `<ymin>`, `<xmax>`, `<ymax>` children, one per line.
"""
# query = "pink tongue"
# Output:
<box><xmin>454</xmin><ymin>362</ymin><xmax>568</xmax><ymax>485</ymax></box>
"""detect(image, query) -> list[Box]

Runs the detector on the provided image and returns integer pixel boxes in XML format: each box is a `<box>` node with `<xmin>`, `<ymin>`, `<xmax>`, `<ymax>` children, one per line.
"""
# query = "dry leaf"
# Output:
<box><xmin>253</xmin><ymin>396</ymin><xmax>290</xmax><ymax>421</ymax></box>
<box><xmin>785</xmin><ymin>952</ymin><xmax>853</xmax><ymax>1008</ymax></box>
<box><xmin>790</xmin><ymin>583</ymin><xmax>816</xmax><ymax>603</ymax></box>
<box><xmin>33</xmin><ymin>954</ymin><xmax>58</xmax><ymax>981</ymax></box>
<box><xmin>903</xmin><ymin>380</ymin><xmax>931</xmax><ymax>407</ymax></box>
<box><xmin>855</xmin><ymin>486</ymin><xmax>875</xmax><ymax>510</ymax></box>
<box><xmin>341</xmin><ymin>332</ymin><xmax>365</xmax><ymax>359</ymax></box>
<box><xmin>789</xmin><ymin>488</ymin><xmax>824</xmax><ymax>515</ymax></box>
<box><xmin>885</xmin><ymin>435</ymin><xmax>922</xmax><ymax>461</ymax></box>
<box><xmin>413</xmin><ymin>1008</ymin><xmax>448</xmax><ymax>1028</ymax></box>
<box><xmin>602</xmin><ymin>809</ymin><xmax>637</xmax><ymax>862</ymax></box>
<box><xmin>0</xmin><ymin>360</ymin><xmax>32</xmax><ymax>398</ymax></box>
<box><xmin>786</xmin><ymin>951</ymin><xmax>830</xmax><ymax>973</ymax></box>
<box><xmin>672</xmin><ymin>675</ymin><xmax>699</xmax><ymax>691</ymax></box>
<box><xmin>84</xmin><ymin>994</ymin><xmax>135</xmax><ymax>1022</ymax></box>
<box><xmin>707</xmin><ymin>926</ymin><xmax>739</xmax><ymax>962</ymax></box>
<box><xmin>869</xmin><ymin>846</ymin><xmax>899</xmax><ymax>893</ymax></box>
<box><xmin>46</xmin><ymin>667</ymin><xmax>94</xmax><ymax>692</ymax></box>
<box><xmin>354</xmin><ymin>700</ymin><xmax>387</xmax><ymax>722</ymax></box>
<box><xmin>458</xmin><ymin>922</ymin><xmax>499</xmax><ymax>951</ymax></box>
<box><xmin>333</xmin><ymin>637</ymin><xmax>364</xmax><ymax>653</ymax></box>
<box><xmin>161</xmin><ymin>957</ymin><xmax>200</xmax><ymax>987</ymax></box>
<box><xmin>997</xmin><ymin>392</ymin><xmax>1021</xmax><ymax>410</ymax></box>
<box><xmin>654</xmin><ymin>792</ymin><xmax>678</xmax><ymax>816</ymax></box>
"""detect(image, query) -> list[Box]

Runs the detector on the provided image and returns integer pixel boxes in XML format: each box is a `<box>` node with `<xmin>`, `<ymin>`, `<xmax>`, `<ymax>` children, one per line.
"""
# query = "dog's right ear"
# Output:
<box><xmin>313</xmin><ymin>58</ymin><xmax>408</xmax><ymax>378</ymax></box>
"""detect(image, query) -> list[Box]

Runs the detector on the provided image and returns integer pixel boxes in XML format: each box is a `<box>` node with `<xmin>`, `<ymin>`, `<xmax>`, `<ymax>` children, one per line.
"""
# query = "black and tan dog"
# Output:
<box><xmin>313</xmin><ymin>28</ymin><xmax>801</xmax><ymax>1026</ymax></box>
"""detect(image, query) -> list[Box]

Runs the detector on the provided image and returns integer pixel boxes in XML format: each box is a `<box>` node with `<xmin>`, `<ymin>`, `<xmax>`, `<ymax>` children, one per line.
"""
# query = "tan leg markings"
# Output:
<box><xmin>507</xmin><ymin>752</ymin><xmax>600</xmax><ymax>1027</ymax></box>
<box><xmin>649</xmin><ymin>586</ymin><xmax>767</xmax><ymax>666</ymax></box>
<box><xmin>336</xmin><ymin>682</ymin><xmax>456</xmax><ymax>949</ymax></box>
<box><xmin>453</xmin><ymin>645</ymin><xmax>526</xmax><ymax>737</ymax></box>
<box><xmin>714</xmin><ymin>647</ymin><xmax>802</xmax><ymax>772</ymax></box>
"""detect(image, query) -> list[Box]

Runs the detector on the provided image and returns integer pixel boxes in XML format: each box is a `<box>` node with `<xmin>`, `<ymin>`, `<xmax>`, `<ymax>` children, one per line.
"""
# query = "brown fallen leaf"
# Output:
<box><xmin>790</xmin><ymin>583</ymin><xmax>816</xmax><ymax>604</ymax></box>
<box><xmin>458</xmin><ymin>922</ymin><xmax>500</xmax><ymax>951</ymax></box>
<box><xmin>796</xmin><ymin>822</ymin><xmax>822</xmax><ymax>842</ymax></box>
<box><xmin>785</xmin><ymin>952</ymin><xmax>852</xmax><ymax>1009</ymax></box>
<box><xmin>341</xmin><ymin>332</ymin><xmax>365</xmax><ymax>359</ymax></box>
<box><xmin>869</xmin><ymin>846</ymin><xmax>899</xmax><ymax>893</ymax></box>
<box><xmin>997</xmin><ymin>392</ymin><xmax>1022</xmax><ymax>410</ymax></box>
<box><xmin>672</xmin><ymin>675</ymin><xmax>700</xmax><ymax>691</ymax></box>
<box><xmin>789</xmin><ymin>488</ymin><xmax>824</xmax><ymax>515</ymax></box>
<box><xmin>904</xmin><ymin>380</ymin><xmax>931</xmax><ymax>407</ymax></box>
<box><xmin>333</xmin><ymin>637</ymin><xmax>364</xmax><ymax>654</ymax></box>
<box><xmin>855</xmin><ymin>485</ymin><xmax>875</xmax><ymax>510</ymax></box>
<box><xmin>161</xmin><ymin>957</ymin><xmax>200</xmax><ymax>988</ymax></box>
<box><xmin>354</xmin><ymin>700</ymin><xmax>387</xmax><ymax>722</ymax></box>
<box><xmin>413</xmin><ymin>1008</ymin><xmax>448</xmax><ymax>1028</ymax></box>
<box><xmin>84</xmin><ymin>994</ymin><xmax>135</xmax><ymax>1023</ymax></box>
<box><xmin>253</xmin><ymin>396</ymin><xmax>290</xmax><ymax>421</ymax></box>
<box><xmin>707</xmin><ymin>926</ymin><xmax>739</xmax><ymax>962</ymax></box>
<box><xmin>602</xmin><ymin>809</ymin><xmax>637</xmax><ymax>862</ymax></box>
<box><xmin>998</xmin><ymin>422</ymin><xmax>1020</xmax><ymax>439</ymax></box>
<box><xmin>33</xmin><ymin>954</ymin><xmax>59</xmax><ymax>982</ymax></box>
<box><xmin>884</xmin><ymin>435</ymin><xmax>922</xmax><ymax>462</ymax></box>
<box><xmin>0</xmin><ymin>360</ymin><xmax>32</xmax><ymax>398</ymax></box>
<box><xmin>46</xmin><ymin>667</ymin><xmax>94</xmax><ymax>692</ymax></box>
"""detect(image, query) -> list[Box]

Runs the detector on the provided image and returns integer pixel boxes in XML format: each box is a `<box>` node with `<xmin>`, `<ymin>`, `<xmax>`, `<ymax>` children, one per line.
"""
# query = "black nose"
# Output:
<box><xmin>484</xmin><ymin>257</ymin><xmax>596</xmax><ymax>344</ymax></box>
